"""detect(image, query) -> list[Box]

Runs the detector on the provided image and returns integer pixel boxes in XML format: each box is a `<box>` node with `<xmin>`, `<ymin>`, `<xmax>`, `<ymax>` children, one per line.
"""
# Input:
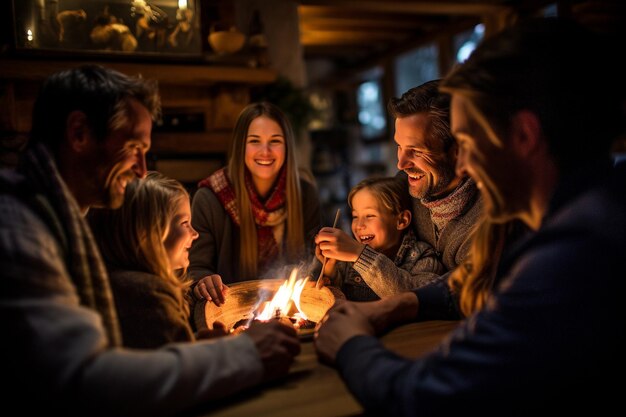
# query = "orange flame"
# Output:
<box><xmin>256</xmin><ymin>268</ymin><xmax>309</xmax><ymax>321</ymax></box>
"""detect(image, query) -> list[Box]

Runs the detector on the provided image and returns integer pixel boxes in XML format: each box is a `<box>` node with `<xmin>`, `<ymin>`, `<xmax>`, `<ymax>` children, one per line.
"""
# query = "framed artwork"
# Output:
<box><xmin>11</xmin><ymin>0</ymin><xmax>203</xmax><ymax>59</ymax></box>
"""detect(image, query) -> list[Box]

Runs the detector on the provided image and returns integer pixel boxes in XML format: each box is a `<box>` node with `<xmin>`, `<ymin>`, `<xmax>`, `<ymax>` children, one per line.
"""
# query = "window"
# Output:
<box><xmin>453</xmin><ymin>24</ymin><xmax>485</xmax><ymax>64</ymax></box>
<box><xmin>541</xmin><ymin>3</ymin><xmax>558</xmax><ymax>17</ymax></box>
<box><xmin>357</xmin><ymin>80</ymin><xmax>387</xmax><ymax>141</ymax></box>
<box><xmin>394</xmin><ymin>43</ymin><xmax>439</xmax><ymax>97</ymax></box>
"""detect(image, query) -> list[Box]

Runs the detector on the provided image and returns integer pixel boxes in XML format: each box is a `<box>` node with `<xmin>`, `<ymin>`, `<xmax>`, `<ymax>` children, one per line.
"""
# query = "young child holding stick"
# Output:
<box><xmin>314</xmin><ymin>176</ymin><xmax>444</xmax><ymax>300</ymax></box>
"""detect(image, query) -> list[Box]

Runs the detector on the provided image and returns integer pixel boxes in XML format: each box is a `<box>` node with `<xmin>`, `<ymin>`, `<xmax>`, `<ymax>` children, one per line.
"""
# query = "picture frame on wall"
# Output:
<box><xmin>11</xmin><ymin>0</ymin><xmax>203</xmax><ymax>59</ymax></box>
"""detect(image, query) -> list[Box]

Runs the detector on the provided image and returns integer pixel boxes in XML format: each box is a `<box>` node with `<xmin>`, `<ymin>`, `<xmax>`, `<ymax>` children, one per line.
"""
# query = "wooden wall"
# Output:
<box><xmin>0</xmin><ymin>58</ymin><xmax>277</xmax><ymax>188</ymax></box>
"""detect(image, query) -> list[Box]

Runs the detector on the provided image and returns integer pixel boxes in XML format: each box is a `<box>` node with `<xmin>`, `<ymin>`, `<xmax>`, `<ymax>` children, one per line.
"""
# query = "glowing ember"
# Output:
<box><xmin>233</xmin><ymin>268</ymin><xmax>314</xmax><ymax>332</ymax></box>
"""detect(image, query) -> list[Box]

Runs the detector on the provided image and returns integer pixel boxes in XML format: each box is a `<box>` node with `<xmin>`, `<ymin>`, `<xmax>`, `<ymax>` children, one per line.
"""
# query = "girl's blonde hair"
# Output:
<box><xmin>227</xmin><ymin>102</ymin><xmax>305</xmax><ymax>279</ymax></box>
<box><xmin>448</xmin><ymin>218</ymin><xmax>523</xmax><ymax>317</ymax></box>
<box><xmin>89</xmin><ymin>171</ymin><xmax>192</xmax><ymax>314</ymax></box>
<box><xmin>348</xmin><ymin>176</ymin><xmax>411</xmax><ymax>215</ymax></box>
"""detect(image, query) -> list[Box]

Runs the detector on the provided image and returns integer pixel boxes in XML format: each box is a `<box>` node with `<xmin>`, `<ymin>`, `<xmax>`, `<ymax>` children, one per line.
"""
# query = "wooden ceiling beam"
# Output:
<box><xmin>299</xmin><ymin>6</ymin><xmax>443</xmax><ymax>21</ymax></box>
<box><xmin>304</xmin><ymin>45</ymin><xmax>373</xmax><ymax>57</ymax></box>
<box><xmin>301</xmin><ymin>30</ymin><xmax>410</xmax><ymax>46</ymax></box>
<box><xmin>299</xmin><ymin>16</ymin><xmax>435</xmax><ymax>31</ymax></box>
<box><xmin>299</xmin><ymin>1</ymin><xmax>512</xmax><ymax>16</ymax></box>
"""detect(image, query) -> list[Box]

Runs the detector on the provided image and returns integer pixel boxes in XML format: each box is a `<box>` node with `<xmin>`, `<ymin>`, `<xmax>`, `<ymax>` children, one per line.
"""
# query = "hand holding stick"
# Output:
<box><xmin>315</xmin><ymin>208</ymin><xmax>341</xmax><ymax>289</ymax></box>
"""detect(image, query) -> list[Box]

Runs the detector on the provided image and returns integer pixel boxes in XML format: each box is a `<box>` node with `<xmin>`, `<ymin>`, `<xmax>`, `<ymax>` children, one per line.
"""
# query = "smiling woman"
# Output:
<box><xmin>188</xmin><ymin>102</ymin><xmax>322</xmax><ymax>323</ymax></box>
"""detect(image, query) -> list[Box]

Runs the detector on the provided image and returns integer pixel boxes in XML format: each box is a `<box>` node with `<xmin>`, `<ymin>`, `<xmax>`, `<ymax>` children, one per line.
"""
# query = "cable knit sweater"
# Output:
<box><xmin>334</xmin><ymin>229</ymin><xmax>445</xmax><ymax>301</ymax></box>
<box><xmin>405</xmin><ymin>174</ymin><xmax>483</xmax><ymax>272</ymax></box>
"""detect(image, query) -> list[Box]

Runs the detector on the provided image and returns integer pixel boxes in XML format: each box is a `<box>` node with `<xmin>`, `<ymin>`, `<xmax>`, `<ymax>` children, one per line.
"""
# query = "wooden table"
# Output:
<box><xmin>191</xmin><ymin>320</ymin><xmax>458</xmax><ymax>417</ymax></box>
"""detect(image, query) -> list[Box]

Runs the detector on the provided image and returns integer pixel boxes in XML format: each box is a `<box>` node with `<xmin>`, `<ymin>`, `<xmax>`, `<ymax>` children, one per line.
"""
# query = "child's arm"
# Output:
<box><xmin>353</xmin><ymin>241</ymin><xmax>445</xmax><ymax>298</ymax></box>
<box><xmin>315</xmin><ymin>226</ymin><xmax>366</xmax><ymax>262</ymax></box>
<box><xmin>315</xmin><ymin>240</ymin><xmax>338</xmax><ymax>285</ymax></box>
<box><xmin>315</xmin><ymin>227</ymin><xmax>365</xmax><ymax>287</ymax></box>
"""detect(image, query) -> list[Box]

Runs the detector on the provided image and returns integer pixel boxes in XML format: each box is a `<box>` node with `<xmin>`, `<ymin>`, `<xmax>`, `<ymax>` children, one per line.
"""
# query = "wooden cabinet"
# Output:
<box><xmin>0</xmin><ymin>58</ymin><xmax>277</xmax><ymax>187</ymax></box>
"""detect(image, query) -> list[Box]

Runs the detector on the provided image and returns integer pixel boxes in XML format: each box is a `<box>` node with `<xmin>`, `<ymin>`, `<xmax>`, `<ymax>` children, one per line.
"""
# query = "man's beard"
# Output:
<box><xmin>410</xmin><ymin>165</ymin><xmax>456</xmax><ymax>201</ymax></box>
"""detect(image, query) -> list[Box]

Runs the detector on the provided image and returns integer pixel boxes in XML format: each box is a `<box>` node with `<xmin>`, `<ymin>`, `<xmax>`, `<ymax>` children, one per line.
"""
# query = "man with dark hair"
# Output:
<box><xmin>390</xmin><ymin>81</ymin><xmax>482</xmax><ymax>277</ymax></box>
<box><xmin>0</xmin><ymin>64</ymin><xmax>300</xmax><ymax>416</ymax></box>
<box><xmin>315</xmin><ymin>18</ymin><xmax>626</xmax><ymax>415</ymax></box>
<box><xmin>317</xmin><ymin>80</ymin><xmax>482</xmax><ymax>304</ymax></box>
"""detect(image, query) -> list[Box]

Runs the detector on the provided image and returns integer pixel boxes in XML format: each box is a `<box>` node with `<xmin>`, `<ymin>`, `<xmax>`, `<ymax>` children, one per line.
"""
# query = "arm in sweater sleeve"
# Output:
<box><xmin>188</xmin><ymin>188</ymin><xmax>223</xmax><ymax>282</ymax></box>
<box><xmin>301</xmin><ymin>179</ymin><xmax>322</xmax><ymax>254</ymax></box>
<box><xmin>1</xmin><ymin>195</ymin><xmax>264</xmax><ymax>417</ymax></box>
<box><xmin>413</xmin><ymin>273</ymin><xmax>462</xmax><ymax>321</ymax></box>
<box><xmin>353</xmin><ymin>242</ymin><xmax>445</xmax><ymax>298</ymax></box>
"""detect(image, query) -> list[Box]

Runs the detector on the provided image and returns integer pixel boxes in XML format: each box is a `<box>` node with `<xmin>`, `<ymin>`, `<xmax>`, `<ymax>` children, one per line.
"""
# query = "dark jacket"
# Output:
<box><xmin>336</xmin><ymin>163</ymin><xmax>626</xmax><ymax>416</ymax></box>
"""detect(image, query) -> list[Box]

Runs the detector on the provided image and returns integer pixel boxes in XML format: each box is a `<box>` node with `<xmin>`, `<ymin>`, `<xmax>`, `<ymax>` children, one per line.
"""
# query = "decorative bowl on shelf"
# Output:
<box><xmin>208</xmin><ymin>26</ymin><xmax>245</xmax><ymax>55</ymax></box>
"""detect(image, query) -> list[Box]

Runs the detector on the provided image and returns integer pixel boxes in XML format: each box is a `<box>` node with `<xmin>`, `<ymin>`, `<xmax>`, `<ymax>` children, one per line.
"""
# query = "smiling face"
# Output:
<box><xmin>163</xmin><ymin>195</ymin><xmax>199</xmax><ymax>270</ymax></box>
<box><xmin>92</xmin><ymin>99</ymin><xmax>152</xmax><ymax>209</ymax></box>
<box><xmin>244</xmin><ymin>115</ymin><xmax>286</xmax><ymax>198</ymax></box>
<box><xmin>395</xmin><ymin>113</ymin><xmax>459</xmax><ymax>200</ymax></box>
<box><xmin>350</xmin><ymin>188</ymin><xmax>408</xmax><ymax>257</ymax></box>
<box><xmin>451</xmin><ymin>94</ymin><xmax>528</xmax><ymax>223</ymax></box>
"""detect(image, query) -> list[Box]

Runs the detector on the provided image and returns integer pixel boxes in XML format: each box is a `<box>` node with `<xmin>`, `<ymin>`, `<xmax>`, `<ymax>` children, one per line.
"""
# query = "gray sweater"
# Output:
<box><xmin>411</xmin><ymin>181</ymin><xmax>482</xmax><ymax>273</ymax></box>
<box><xmin>1</xmin><ymin>165</ymin><xmax>265</xmax><ymax>416</ymax></box>
<box><xmin>189</xmin><ymin>178</ymin><xmax>321</xmax><ymax>284</ymax></box>
<box><xmin>334</xmin><ymin>229</ymin><xmax>445</xmax><ymax>301</ymax></box>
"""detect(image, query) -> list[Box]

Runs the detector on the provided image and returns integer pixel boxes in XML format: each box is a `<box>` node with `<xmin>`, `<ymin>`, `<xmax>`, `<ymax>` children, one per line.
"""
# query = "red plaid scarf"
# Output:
<box><xmin>198</xmin><ymin>167</ymin><xmax>287</xmax><ymax>271</ymax></box>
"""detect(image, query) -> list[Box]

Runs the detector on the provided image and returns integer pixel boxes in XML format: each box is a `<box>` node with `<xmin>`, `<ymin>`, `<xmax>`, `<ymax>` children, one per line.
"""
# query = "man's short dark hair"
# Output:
<box><xmin>30</xmin><ymin>65</ymin><xmax>160</xmax><ymax>153</ymax></box>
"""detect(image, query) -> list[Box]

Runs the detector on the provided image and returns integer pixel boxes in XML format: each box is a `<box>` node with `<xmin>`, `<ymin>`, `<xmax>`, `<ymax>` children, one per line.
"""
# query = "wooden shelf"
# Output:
<box><xmin>0</xmin><ymin>57</ymin><xmax>273</xmax><ymax>183</ymax></box>
<box><xmin>152</xmin><ymin>131</ymin><xmax>230</xmax><ymax>154</ymax></box>
<box><xmin>0</xmin><ymin>58</ymin><xmax>278</xmax><ymax>86</ymax></box>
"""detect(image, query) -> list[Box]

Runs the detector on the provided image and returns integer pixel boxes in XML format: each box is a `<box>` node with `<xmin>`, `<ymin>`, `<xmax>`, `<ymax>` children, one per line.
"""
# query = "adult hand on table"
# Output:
<box><xmin>194</xmin><ymin>274</ymin><xmax>229</xmax><ymax>306</ymax></box>
<box><xmin>352</xmin><ymin>292</ymin><xmax>420</xmax><ymax>335</ymax></box>
<box><xmin>196</xmin><ymin>321</ymin><xmax>229</xmax><ymax>340</ymax></box>
<box><xmin>313</xmin><ymin>299</ymin><xmax>375</xmax><ymax>366</ymax></box>
<box><xmin>314</xmin><ymin>292</ymin><xmax>419</xmax><ymax>365</ymax></box>
<box><xmin>245</xmin><ymin>320</ymin><xmax>302</xmax><ymax>383</ymax></box>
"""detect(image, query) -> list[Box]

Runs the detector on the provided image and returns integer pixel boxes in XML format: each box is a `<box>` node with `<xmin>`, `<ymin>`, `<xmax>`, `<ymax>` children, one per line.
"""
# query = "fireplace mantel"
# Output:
<box><xmin>0</xmin><ymin>58</ymin><xmax>277</xmax><ymax>86</ymax></box>
<box><xmin>0</xmin><ymin>58</ymin><xmax>278</xmax><ymax>187</ymax></box>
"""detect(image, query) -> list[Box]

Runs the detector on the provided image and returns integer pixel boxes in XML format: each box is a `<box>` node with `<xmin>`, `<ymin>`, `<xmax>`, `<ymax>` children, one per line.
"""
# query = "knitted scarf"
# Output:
<box><xmin>421</xmin><ymin>176</ymin><xmax>478</xmax><ymax>233</ymax></box>
<box><xmin>198</xmin><ymin>167</ymin><xmax>287</xmax><ymax>271</ymax></box>
<box><xmin>15</xmin><ymin>143</ymin><xmax>122</xmax><ymax>346</ymax></box>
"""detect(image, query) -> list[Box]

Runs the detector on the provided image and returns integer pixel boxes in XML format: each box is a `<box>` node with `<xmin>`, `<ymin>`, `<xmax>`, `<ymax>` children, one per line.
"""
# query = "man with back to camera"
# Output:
<box><xmin>0</xmin><ymin>64</ymin><xmax>300</xmax><ymax>416</ymax></box>
<box><xmin>314</xmin><ymin>17</ymin><xmax>626</xmax><ymax>415</ymax></box>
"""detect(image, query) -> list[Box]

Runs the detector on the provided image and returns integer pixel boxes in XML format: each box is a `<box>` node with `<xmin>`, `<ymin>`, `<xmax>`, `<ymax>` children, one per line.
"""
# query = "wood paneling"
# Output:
<box><xmin>0</xmin><ymin>58</ymin><xmax>276</xmax><ymax>185</ymax></box>
<box><xmin>0</xmin><ymin>59</ymin><xmax>277</xmax><ymax>86</ymax></box>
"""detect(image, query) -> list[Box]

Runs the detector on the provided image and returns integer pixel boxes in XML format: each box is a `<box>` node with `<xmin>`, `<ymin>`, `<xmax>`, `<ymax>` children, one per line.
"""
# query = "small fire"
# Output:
<box><xmin>256</xmin><ymin>268</ymin><xmax>308</xmax><ymax>322</ymax></box>
<box><xmin>234</xmin><ymin>268</ymin><xmax>313</xmax><ymax>332</ymax></box>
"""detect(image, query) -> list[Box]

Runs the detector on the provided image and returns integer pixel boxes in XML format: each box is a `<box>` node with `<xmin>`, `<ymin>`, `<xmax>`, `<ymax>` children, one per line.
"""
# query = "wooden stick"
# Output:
<box><xmin>315</xmin><ymin>208</ymin><xmax>341</xmax><ymax>289</ymax></box>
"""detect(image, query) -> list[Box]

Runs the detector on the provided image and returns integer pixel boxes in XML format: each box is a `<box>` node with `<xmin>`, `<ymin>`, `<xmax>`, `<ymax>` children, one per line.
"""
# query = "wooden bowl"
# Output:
<box><xmin>208</xmin><ymin>27</ymin><xmax>245</xmax><ymax>55</ymax></box>
<box><xmin>199</xmin><ymin>279</ymin><xmax>343</xmax><ymax>337</ymax></box>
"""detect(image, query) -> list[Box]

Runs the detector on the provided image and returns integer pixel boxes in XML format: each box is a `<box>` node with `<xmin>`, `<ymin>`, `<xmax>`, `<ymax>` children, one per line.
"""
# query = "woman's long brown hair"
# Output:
<box><xmin>227</xmin><ymin>102</ymin><xmax>305</xmax><ymax>279</ymax></box>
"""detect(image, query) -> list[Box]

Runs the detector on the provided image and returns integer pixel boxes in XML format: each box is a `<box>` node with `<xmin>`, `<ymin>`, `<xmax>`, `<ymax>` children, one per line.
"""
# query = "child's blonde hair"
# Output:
<box><xmin>348</xmin><ymin>176</ymin><xmax>411</xmax><ymax>215</ymax></box>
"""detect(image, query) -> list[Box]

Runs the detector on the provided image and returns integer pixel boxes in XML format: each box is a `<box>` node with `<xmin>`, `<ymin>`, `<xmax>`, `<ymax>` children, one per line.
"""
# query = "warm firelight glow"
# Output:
<box><xmin>256</xmin><ymin>268</ymin><xmax>309</xmax><ymax>322</ymax></box>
